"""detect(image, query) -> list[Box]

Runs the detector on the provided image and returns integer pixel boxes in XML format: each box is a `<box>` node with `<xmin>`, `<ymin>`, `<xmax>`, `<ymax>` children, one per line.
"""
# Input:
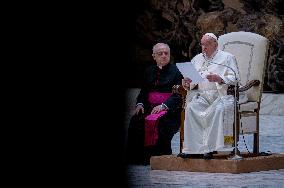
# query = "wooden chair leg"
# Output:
<box><xmin>254</xmin><ymin>112</ymin><xmax>260</xmax><ymax>155</ymax></box>
<box><xmin>179</xmin><ymin>137</ymin><xmax>182</xmax><ymax>154</ymax></box>
<box><xmin>253</xmin><ymin>132</ymin><xmax>259</xmax><ymax>154</ymax></box>
<box><xmin>179</xmin><ymin>125</ymin><xmax>184</xmax><ymax>154</ymax></box>
<box><xmin>179</xmin><ymin>109</ymin><xmax>185</xmax><ymax>153</ymax></box>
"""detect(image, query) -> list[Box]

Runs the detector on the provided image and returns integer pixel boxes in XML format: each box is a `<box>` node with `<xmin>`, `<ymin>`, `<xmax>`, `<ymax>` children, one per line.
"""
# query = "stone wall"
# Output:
<box><xmin>130</xmin><ymin>0</ymin><xmax>284</xmax><ymax>92</ymax></box>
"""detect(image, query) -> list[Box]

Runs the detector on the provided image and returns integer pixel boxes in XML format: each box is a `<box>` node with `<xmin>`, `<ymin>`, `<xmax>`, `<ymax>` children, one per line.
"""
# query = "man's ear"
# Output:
<box><xmin>152</xmin><ymin>54</ymin><xmax>156</xmax><ymax>60</ymax></box>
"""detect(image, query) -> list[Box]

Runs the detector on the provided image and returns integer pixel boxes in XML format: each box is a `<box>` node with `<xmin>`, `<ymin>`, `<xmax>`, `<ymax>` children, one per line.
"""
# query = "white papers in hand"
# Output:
<box><xmin>176</xmin><ymin>62</ymin><xmax>205</xmax><ymax>84</ymax></box>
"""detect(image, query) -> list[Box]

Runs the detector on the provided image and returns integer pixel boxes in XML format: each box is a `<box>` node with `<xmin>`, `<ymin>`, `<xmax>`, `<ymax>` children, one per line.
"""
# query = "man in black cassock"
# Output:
<box><xmin>126</xmin><ymin>43</ymin><xmax>183</xmax><ymax>165</ymax></box>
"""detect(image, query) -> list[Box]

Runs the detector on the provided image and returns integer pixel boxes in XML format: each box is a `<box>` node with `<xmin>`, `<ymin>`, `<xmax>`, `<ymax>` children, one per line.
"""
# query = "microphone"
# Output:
<box><xmin>208</xmin><ymin>61</ymin><xmax>239</xmax><ymax>85</ymax></box>
<box><xmin>202</xmin><ymin>52</ymin><xmax>239</xmax><ymax>84</ymax></box>
<box><xmin>207</xmin><ymin>58</ymin><xmax>243</xmax><ymax>160</ymax></box>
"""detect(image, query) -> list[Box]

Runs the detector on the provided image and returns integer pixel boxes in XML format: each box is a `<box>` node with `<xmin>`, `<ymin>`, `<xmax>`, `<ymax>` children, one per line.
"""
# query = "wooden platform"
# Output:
<box><xmin>150</xmin><ymin>153</ymin><xmax>284</xmax><ymax>173</ymax></box>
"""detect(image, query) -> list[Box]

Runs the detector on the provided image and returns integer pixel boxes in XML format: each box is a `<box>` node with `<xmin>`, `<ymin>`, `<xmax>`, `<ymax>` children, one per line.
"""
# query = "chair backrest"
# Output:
<box><xmin>218</xmin><ymin>31</ymin><xmax>269</xmax><ymax>102</ymax></box>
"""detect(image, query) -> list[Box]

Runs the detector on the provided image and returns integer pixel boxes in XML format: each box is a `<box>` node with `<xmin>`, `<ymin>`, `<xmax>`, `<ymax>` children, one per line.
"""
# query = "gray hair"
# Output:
<box><xmin>152</xmin><ymin>43</ymin><xmax>170</xmax><ymax>54</ymax></box>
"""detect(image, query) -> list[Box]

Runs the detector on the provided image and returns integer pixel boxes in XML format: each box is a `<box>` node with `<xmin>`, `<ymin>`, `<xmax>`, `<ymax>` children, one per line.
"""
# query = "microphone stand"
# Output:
<box><xmin>230</xmin><ymin>80</ymin><xmax>243</xmax><ymax>160</ymax></box>
<box><xmin>208</xmin><ymin>60</ymin><xmax>243</xmax><ymax>160</ymax></box>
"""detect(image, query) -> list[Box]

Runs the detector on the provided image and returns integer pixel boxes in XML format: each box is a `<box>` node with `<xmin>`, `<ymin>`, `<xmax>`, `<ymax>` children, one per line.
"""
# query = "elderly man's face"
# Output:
<box><xmin>200</xmin><ymin>36</ymin><xmax>218</xmax><ymax>58</ymax></box>
<box><xmin>153</xmin><ymin>46</ymin><xmax>170</xmax><ymax>67</ymax></box>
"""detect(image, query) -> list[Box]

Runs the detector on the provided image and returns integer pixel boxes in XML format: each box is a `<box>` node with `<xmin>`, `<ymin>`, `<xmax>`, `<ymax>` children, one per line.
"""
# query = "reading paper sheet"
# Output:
<box><xmin>176</xmin><ymin>62</ymin><xmax>205</xmax><ymax>84</ymax></box>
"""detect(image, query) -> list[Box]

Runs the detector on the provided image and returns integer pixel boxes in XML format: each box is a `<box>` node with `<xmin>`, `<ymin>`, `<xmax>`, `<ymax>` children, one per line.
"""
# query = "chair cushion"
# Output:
<box><xmin>239</xmin><ymin>101</ymin><xmax>258</xmax><ymax>112</ymax></box>
<box><xmin>240</xmin><ymin>115</ymin><xmax>257</xmax><ymax>133</ymax></box>
<box><xmin>239</xmin><ymin>101</ymin><xmax>258</xmax><ymax>134</ymax></box>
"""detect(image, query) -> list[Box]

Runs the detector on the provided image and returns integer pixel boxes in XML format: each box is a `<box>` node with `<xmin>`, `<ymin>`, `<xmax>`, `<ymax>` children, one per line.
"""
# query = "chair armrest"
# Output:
<box><xmin>172</xmin><ymin>85</ymin><xmax>187</xmax><ymax>108</ymax></box>
<box><xmin>227</xmin><ymin>80</ymin><xmax>260</xmax><ymax>95</ymax></box>
<box><xmin>239</xmin><ymin>80</ymin><xmax>260</xmax><ymax>92</ymax></box>
<box><xmin>172</xmin><ymin>85</ymin><xmax>187</xmax><ymax>96</ymax></box>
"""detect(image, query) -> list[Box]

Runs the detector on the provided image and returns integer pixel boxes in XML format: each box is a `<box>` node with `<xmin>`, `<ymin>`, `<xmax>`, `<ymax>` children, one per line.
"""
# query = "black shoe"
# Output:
<box><xmin>259</xmin><ymin>151</ymin><xmax>272</xmax><ymax>156</ymax></box>
<box><xmin>177</xmin><ymin>153</ymin><xmax>190</xmax><ymax>158</ymax></box>
<box><xmin>203</xmin><ymin>153</ymin><xmax>213</xmax><ymax>160</ymax></box>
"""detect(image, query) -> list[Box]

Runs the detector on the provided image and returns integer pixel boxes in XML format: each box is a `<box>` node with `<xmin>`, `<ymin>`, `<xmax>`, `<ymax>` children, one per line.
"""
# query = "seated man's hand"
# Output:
<box><xmin>182</xmin><ymin>77</ymin><xmax>192</xmax><ymax>89</ymax></box>
<box><xmin>135</xmin><ymin>105</ymin><xmax>144</xmax><ymax>115</ymax></box>
<box><xmin>206</xmin><ymin>73</ymin><xmax>224</xmax><ymax>83</ymax></box>
<box><xmin>151</xmin><ymin>105</ymin><xmax>165</xmax><ymax>114</ymax></box>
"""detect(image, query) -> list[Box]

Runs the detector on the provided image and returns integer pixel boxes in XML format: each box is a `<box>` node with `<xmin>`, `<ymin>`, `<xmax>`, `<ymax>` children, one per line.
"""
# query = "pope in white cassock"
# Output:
<box><xmin>178</xmin><ymin>33</ymin><xmax>242</xmax><ymax>160</ymax></box>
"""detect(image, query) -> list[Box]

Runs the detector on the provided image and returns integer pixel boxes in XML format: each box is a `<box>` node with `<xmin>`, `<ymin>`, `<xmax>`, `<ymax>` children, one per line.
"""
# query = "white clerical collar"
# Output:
<box><xmin>203</xmin><ymin>49</ymin><xmax>218</xmax><ymax>62</ymax></box>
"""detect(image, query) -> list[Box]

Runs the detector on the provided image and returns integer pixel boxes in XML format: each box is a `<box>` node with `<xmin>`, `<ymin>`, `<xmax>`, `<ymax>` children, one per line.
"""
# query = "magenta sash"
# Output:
<box><xmin>148</xmin><ymin>92</ymin><xmax>172</xmax><ymax>107</ymax></box>
<box><xmin>144</xmin><ymin>92</ymin><xmax>171</xmax><ymax>146</ymax></box>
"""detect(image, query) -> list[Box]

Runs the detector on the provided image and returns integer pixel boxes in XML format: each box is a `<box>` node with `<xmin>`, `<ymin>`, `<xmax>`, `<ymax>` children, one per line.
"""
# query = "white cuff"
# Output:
<box><xmin>136</xmin><ymin>103</ymin><xmax>144</xmax><ymax>107</ymax></box>
<box><xmin>161</xmin><ymin>103</ymin><xmax>169</xmax><ymax>110</ymax></box>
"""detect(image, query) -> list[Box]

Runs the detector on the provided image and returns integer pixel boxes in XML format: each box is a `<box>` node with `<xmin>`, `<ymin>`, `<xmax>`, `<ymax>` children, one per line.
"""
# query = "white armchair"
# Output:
<box><xmin>218</xmin><ymin>31</ymin><xmax>269</xmax><ymax>154</ymax></box>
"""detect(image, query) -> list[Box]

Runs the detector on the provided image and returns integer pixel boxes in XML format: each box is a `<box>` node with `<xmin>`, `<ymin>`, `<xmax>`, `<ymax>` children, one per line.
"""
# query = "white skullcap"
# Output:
<box><xmin>204</xmin><ymin>33</ymin><xmax>218</xmax><ymax>41</ymax></box>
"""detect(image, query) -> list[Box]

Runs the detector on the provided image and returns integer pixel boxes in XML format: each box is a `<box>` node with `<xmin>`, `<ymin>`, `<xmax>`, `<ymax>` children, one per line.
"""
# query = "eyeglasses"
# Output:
<box><xmin>200</xmin><ymin>43</ymin><xmax>210</xmax><ymax>47</ymax></box>
<box><xmin>200</xmin><ymin>41</ymin><xmax>216</xmax><ymax>47</ymax></box>
<box><xmin>155</xmin><ymin>51</ymin><xmax>169</xmax><ymax>56</ymax></box>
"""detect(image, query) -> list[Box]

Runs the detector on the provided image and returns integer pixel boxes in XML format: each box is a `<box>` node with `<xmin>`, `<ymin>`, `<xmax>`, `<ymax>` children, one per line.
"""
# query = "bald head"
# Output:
<box><xmin>152</xmin><ymin>43</ymin><xmax>170</xmax><ymax>54</ymax></box>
